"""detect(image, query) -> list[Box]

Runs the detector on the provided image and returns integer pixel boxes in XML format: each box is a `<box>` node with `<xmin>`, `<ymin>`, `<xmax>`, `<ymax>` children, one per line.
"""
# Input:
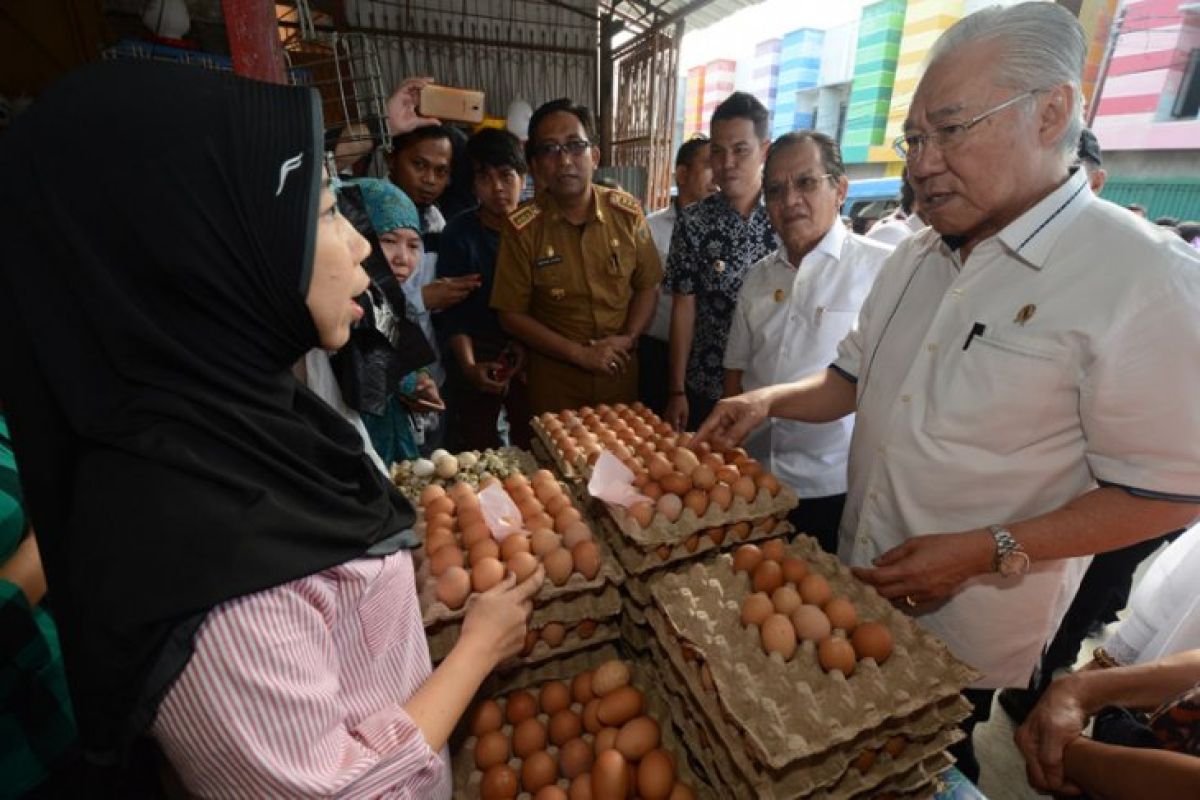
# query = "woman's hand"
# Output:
<box><xmin>422</xmin><ymin>275</ymin><xmax>481</xmax><ymax>311</ymax></box>
<box><xmin>1015</xmin><ymin>672</ymin><xmax>1092</xmax><ymax>793</ymax></box>
<box><xmin>458</xmin><ymin>566</ymin><xmax>544</xmax><ymax>669</ymax></box>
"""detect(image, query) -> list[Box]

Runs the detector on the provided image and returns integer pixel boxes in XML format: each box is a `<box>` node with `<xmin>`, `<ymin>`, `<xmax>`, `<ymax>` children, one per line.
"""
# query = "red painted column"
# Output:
<box><xmin>222</xmin><ymin>0</ymin><xmax>287</xmax><ymax>84</ymax></box>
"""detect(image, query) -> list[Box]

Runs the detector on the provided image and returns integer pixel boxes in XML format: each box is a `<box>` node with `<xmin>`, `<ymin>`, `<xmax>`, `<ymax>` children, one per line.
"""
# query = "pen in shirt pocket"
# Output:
<box><xmin>963</xmin><ymin>322</ymin><xmax>986</xmax><ymax>350</ymax></box>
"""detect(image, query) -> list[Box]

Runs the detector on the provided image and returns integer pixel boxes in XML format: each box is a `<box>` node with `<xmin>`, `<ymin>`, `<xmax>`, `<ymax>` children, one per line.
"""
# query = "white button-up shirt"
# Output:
<box><xmin>645</xmin><ymin>203</ymin><xmax>678</xmax><ymax>342</ymax></box>
<box><xmin>834</xmin><ymin>168</ymin><xmax>1200</xmax><ymax>688</ymax></box>
<box><xmin>725</xmin><ymin>222</ymin><xmax>892</xmax><ymax>498</ymax></box>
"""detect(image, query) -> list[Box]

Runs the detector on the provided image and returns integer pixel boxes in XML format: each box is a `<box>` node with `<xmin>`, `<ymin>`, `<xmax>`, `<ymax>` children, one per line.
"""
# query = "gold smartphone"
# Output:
<box><xmin>419</xmin><ymin>85</ymin><xmax>485</xmax><ymax>124</ymax></box>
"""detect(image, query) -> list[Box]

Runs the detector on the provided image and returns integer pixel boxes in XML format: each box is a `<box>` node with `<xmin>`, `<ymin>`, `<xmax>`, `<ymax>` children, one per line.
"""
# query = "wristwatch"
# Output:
<box><xmin>988</xmin><ymin>524</ymin><xmax>1031</xmax><ymax>577</ymax></box>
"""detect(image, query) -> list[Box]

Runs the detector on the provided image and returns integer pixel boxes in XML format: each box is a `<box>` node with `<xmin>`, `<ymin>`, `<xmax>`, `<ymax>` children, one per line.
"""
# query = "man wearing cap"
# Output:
<box><xmin>694</xmin><ymin>4</ymin><xmax>1200</xmax><ymax>782</ymax></box>
<box><xmin>490</xmin><ymin>98</ymin><xmax>661</xmax><ymax>413</ymax></box>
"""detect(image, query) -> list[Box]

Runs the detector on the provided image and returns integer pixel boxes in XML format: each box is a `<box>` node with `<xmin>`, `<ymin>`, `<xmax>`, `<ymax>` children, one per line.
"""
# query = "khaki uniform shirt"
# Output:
<box><xmin>491</xmin><ymin>186</ymin><xmax>662</xmax><ymax>413</ymax></box>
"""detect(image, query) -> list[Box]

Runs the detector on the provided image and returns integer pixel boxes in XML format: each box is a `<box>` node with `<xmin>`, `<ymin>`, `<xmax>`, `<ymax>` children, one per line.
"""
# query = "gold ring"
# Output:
<box><xmin>905</xmin><ymin>595</ymin><xmax>918</xmax><ymax>608</ymax></box>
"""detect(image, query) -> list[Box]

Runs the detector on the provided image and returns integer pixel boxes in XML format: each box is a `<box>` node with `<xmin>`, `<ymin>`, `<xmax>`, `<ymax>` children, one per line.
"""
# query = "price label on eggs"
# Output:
<box><xmin>478</xmin><ymin>482</ymin><xmax>525</xmax><ymax>542</ymax></box>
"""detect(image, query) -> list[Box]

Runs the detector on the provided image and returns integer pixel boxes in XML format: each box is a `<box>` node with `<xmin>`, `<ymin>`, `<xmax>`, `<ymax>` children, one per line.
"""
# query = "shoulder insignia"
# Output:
<box><xmin>607</xmin><ymin>190</ymin><xmax>643</xmax><ymax>217</ymax></box>
<box><xmin>508</xmin><ymin>203</ymin><xmax>542</xmax><ymax>232</ymax></box>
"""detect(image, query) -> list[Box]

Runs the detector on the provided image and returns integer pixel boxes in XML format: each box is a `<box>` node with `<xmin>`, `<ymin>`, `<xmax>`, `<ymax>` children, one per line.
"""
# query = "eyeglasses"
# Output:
<box><xmin>764</xmin><ymin>173</ymin><xmax>834</xmax><ymax>203</ymax></box>
<box><xmin>893</xmin><ymin>89</ymin><xmax>1041</xmax><ymax>160</ymax></box>
<box><xmin>532</xmin><ymin>140</ymin><xmax>594</xmax><ymax>160</ymax></box>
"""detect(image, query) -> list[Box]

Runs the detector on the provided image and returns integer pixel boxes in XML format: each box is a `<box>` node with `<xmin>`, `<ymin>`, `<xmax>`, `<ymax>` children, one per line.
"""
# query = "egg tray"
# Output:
<box><xmin>415</xmin><ymin>519</ymin><xmax>624</xmax><ymax>629</ymax></box>
<box><xmin>426</xmin><ymin>582</ymin><xmax>624</xmax><ymax>663</ymax></box>
<box><xmin>432</xmin><ymin>617</ymin><xmax>623</xmax><ymax>672</ymax></box>
<box><xmin>393</xmin><ymin>447</ymin><xmax>539</xmax><ymax>500</ymax></box>
<box><xmin>450</xmin><ymin>657</ymin><xmax>715</xmax><ymax>800</ymax></box>
<box><xmin>643</xmin><ymin>616</ymin><xmax>968</xmax><ymax>799</ymax></box>
<box><xmin>529</xmin><ymin>420</ymin><xmax>586</xmax><ymax>486</ymax></box>
<box><xmin>649</xmin><ymin>536</ymin><xmax>980</xmax><ymax>771</ymax></box>
<box><xmin>601</xmin><ymin>482</ymin><xmax>800</xmax><ymax>547</ymax></box>
<box><xmin>597</xmin><ymin>509</ymin><xmax>794</xmax><ymax>576</ymax></box>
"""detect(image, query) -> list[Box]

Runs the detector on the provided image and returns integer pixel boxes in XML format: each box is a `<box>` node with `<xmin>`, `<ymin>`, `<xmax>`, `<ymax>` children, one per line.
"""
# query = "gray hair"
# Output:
<box><xmin>926</xmin><ymin>2</ymin><xmax>1086</xmax><ymax>166</ymax></box>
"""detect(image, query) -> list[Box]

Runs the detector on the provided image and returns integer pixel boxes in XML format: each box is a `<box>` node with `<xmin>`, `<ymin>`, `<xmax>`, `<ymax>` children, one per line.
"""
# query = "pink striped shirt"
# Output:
<box><xmin>152</xmin><ymin>550</ymin><xmax>452</xmax><ymax>799</ymax></box>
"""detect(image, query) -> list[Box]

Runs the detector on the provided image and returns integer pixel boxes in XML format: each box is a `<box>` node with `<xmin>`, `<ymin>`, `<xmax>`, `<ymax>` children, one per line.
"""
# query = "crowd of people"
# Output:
<box><xmin>0</xmin><ymin>1</ymin><xmax>1197</xmax><ymax>797</ymax></box>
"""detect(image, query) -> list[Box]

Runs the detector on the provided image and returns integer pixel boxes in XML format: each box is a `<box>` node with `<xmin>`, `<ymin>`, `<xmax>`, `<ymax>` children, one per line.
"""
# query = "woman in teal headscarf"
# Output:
<box><xmin>348</xmin><ymin>178</ymin><xmax>443</xmax><ymax>465</ymax></box>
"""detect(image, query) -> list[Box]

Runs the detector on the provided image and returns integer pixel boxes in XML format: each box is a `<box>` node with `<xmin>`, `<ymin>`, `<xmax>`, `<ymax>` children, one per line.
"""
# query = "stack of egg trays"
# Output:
<box><xmin>644</xmin><ymin>535</ymin><xmax>981</xmax><ymax>799</ymax></box>
<box><xmin>450</xmin><ymin>644</ymin><xmax>716</xmax><ymax>799</ymax></box>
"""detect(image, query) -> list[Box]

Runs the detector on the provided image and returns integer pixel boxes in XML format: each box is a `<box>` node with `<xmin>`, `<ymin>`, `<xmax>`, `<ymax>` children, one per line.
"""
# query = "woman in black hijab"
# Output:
<box><xmin>0</xmin><ymin>60</ymin><xmax>540</xmax><ymax>795</ymax></box>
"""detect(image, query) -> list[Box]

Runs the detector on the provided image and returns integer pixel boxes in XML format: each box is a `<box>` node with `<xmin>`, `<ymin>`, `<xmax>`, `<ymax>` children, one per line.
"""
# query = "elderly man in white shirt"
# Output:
<box><xmin>694</xmin><ymin>2</ymin><xmax>1200</xmax><ymax>782</ymax></box>
<box><xmin>723</xmin><ymin>131</ymin><xmax>891</xmax><ymax>553</ymax></box>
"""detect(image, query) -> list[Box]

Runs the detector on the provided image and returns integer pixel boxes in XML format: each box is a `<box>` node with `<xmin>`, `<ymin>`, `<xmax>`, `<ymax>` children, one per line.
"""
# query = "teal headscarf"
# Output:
<box><xmin>345</xmin><ymin>177</ymin><xmax>420</xmax><ymax>236</ymax></box>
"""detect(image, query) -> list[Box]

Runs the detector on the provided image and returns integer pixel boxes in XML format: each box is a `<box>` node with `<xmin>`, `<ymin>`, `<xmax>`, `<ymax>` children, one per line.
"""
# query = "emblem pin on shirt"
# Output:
<box><xmin>1014</xmin><ymin>304</ymin><xmax>1037</xmax><ymax>325</ymax></box>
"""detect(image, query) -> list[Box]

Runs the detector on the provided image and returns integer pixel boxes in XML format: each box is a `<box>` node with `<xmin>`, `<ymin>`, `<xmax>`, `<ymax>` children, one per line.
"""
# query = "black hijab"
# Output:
<box><xmin>0</xmin><ymin>60</ymin><xmax>415</xmax><ymax>765</ymax></box>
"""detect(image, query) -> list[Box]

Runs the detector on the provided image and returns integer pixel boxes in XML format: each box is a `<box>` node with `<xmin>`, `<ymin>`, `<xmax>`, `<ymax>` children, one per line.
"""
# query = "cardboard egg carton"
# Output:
<box><xmin>602</xmin><ymin>484</ymin><xmax>799</xmax><ymax>547</ymax></box>
<box><xmin>597</xmin><ymin>511</ymin><xmax>793</xmax><ymax>576</ymax></box>
<box><xmin>644</xmin><ymin>613</ymin><xmax>967</xmax><ymax>798</ymax></box>
<box><xmin>392</xmin><ymin>447</ymin><xmax>538</xmax><ymax>500</ymax></box>
<box><xmin>529</xmin><ymin>418</ymin><xmax>587</xmax><ymax>484</ymax></box>
<box><xmin>649</xmin><ymin>535</ymin><xmax>979</xmax><ymax>771</ymax></box>
<box><xmin>427</xmin><ymin>581</ymin><xmax>624</xmax><ymax>662</ymax></box>
<box><xmin>451</xmin><ymin>655</ymin><xmax>715</xmax><ymax>800</ymax></box>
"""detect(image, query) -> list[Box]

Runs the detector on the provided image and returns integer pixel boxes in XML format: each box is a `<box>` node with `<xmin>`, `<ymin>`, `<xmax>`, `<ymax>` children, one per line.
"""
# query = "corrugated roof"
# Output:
<box><xmin>669</xmin><ymin>0</ymin><xmax>765</xmax><ymax>33</ymax></box>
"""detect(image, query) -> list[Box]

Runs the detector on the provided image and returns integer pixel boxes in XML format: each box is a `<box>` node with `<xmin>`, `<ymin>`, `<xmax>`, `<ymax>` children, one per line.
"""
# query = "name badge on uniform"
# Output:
<box><xmin>550</xmin><ymin>288</ymin><xmax>566</xmax><ymax>301</ymax></box>
<box><xmin>536</xmin><ymin>252</ymin><xmax>564</xmax><ymax>269</ymax></box>
<box><xmin>773</xmin><ymin>289</ymin><xmax>785</xmax><ymax>303</ymax></box>
<box><xmin>1014</xmin><ymin>303</ymin><xmax>1037</xmax><ymax>325</ymax></box>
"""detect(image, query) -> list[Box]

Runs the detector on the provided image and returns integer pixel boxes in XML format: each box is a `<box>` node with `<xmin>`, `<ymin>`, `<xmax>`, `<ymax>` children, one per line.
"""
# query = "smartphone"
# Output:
<box><xmin>419</xmin><ymin>85</ymin><xmax>485</xmax><ymax>124</ymax></box>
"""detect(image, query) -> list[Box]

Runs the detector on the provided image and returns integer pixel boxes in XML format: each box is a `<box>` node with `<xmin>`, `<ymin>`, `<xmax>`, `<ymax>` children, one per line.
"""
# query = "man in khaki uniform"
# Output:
<box><xmin>491</xmin><ymin>98</ymin><xmax>662</xmax><ymax>413</ymax></box>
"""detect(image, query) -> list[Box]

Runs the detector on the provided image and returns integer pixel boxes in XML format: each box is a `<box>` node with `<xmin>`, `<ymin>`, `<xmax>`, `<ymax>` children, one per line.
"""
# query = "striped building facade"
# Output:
<box><xmin>773</xmin><ymin>29</ymin><xmax>825</xmax><ymax>139</ymax></box>
<box><xmin>751</xmin><ymin>39</ymin><xmax>783</xmax><ymax>132</ymax></box>
<box><xmin>683</xmin><ymin>65</ymin><xmax>706</xmax><ymax>138</ymax></box>
<box><xmin>842</xmin><ymin>0</ymin><xmax>908</xmax><ymax>163</ymax></box>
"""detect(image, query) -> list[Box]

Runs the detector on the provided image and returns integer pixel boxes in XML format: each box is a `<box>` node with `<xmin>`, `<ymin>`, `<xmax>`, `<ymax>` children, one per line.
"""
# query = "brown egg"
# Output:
<box><xmin>544</xmin><ymin>492</ymin><xmax>572</xmax><ymax>515</ymax></box>
<box><xmin>480</xmin><ymin>763</ymin><xmax>519</xmax><ymax>800</ymax></box>
<box><xmin>506</xmin><ymin>550</ymin><xmax>539</xmax><ymax>583</ymax></box>
<box><xmin>591</xmin><ymin>660</ymin><xmax>631</xmax><ymax>696</ymax></box>
<box><xmin>506</xmin><ymin>690</ymin><xmax>538</xmax><ymax>724</ymax></box>
<box><xmin>730</xmin><ymin>520</ymin><xmax>753</xmax><ymax>540</ymax></box>
<box><xmin>521</xmin><ymin>628</ymin><xmax>539</xmax><ymax>655</ymax></box>
<box><xmin>435</xmin><ymin>565</ymin><xmax>471</xmax><ymax>610</ymax></box>
<box><xmin>474</xmin><ymin>729</ymin><xmax>511</xmax><ymax>769</ymax></box>
<box><xmin>647</xmin><ymin>453</ymin><xmax>672</xmax><ymax>481</ymax></box>
<box><xmin>752</xmin><ymin>560</ymin><xmax>784</xmax><ymax>594</ymax></box>
<box><xmin>732</xmin><ymin>544</ymin><xmax>763</xmax><ymax>574</ymax></box>
<box><xmin>682</xmin><ymin>489</ymin><xmax>709</xmax><ymax>518</ymax></box>
<box><xmin>470</xmin><ymin>699</ymin><xmax>504</xmax><ymax>737</ymax></box>
<box><xmin>853</xmin><ymin>748</ymin><xmax>876</xmax><ymax>773</ymax></box>
<box><xmin>739</xmin><ymin>459</ymin><xmax>764</xmax><ymax>477</ymax></box>
<box><xmin>595</xmin><ymin>725</ymin><xmax>619</xmax><ymax>754</ymax></box>
<box><xmin>569</xmin><ymin>773</ymin><xmax>593</xmax><ymax>800</ymax></box>
<box><xmin>771</xmin><ymin>585</ymin><xmax>802</xmax><ymax>616</ymax></box>
<box><xmin>559</xmin><ymin>736</ymin><xmax>594</xmax><ymax>780</ymax></box>
<box><xmin>732</xmin><ymin>475</ymin><xmax>757</xmax><ymax>502</ymax></box>
<box><xmin>535</xmin><ymin>680</ymin><xmax>569</xmax><ymax>715</ymax></box>
<box><xmin>706</xmin><ymin>525</ymin><xmax>727</xmax><ymax>546</ymax></box>
<box><xmin>555</xmin><ymin>506</ymin><xmax>583</xmax><ymax>531</ymax></box>
<box><xmin>519</xmin><ymin>496</ymin><xmax>545</xmax><ymax>521</ymax></box>
<box><xmin>629</xmin><ymin>501</ymin><xmax>655</xmax><ymax>528</ymax></box>
<box><xmin>755</xmin><ymin>472</ymin><xmax>781</xmax><ymax>496</ymax></box>
<box><xmin>690</xmin><ymin>465</ymin><xmax>716</xmax><ymax>492</ymax></box>
<box><xmin>425</xmin><ymin>494</ymin><xmax>455</xmax><ymax>517</ymax></box>
<box><xmin>541</xmin><ymin>622</ymin><xmax>567</xmax><ymax>647</ymax></box>
<box><xmin>572</xmin><ymin>540</ymin><xmax>601</xmax><ymax>580</ymax></box>
<box><xmin>791</xmin><ymin>604</ymin><xmax>832</xmax><ymax>641</ymax></box>
<box><xmin>534</xmin><ymin>785</ymin><xmax>569</xmax><ymax>800</ymax></box>
<box><xmin>757</xmin><ymin>515</ymin><xmax>778</xmax><ymax>534</ymax></box>
<box><xmin>655</xmin><ymin>494</ymin><xmax>683</xmax><ymax>522</ymax></box>
<box><xmin>660</xmin><ymin>471</ymin><xmax>692</xmax><ymax>496</ymax></box>
<box><xmin>799</xmin><ymin>573</ymin><xmax>833</xmax><ymax>606</ymax></box>
<box><xmin>462</xmin><ymin>520</ymin><xmax>494</xmax><ymax>547</ymax></box>
<box><xmin>572</xmin><ymin>670</ymin><xmax>594</xmax><ymax>704</ymax></box>
<box><xmin>715</xmin><ymin>465</ymin><xmax>740</xmax><ymax>485</ymax></box>
<box><xmin>494</xmin><ymin>531</ymin><xmax>528</xmax><ymax>560</ymax></box>
<box><xmin>424</xmin><ymin>511</ymin><xmax>454</xmax><ymax>534</ymax></box>
<box><xmin>472</xmin><ymin>557</ymin><xmax>506</xmax><ymax>593</ymax></box>
<box><xmin>641</xmin><ymin>481</ymin><xmax>663</xmax><ymax>501</ymax></box>
<box><xmin>504</xmin><ymin>472</ymin><xmax>530</xmax><ymax>490</ymax></box>
<box><xmin>781</xmin><ymin>556</ymin><xmax>809</xmax><ymax>585</ymax></box>
<box><xmin>597</xmin><ymin>685</ymin><xmax>645</xmax><ymax>726</ymax></box>
<box><xmin>544</xmin><ymin>547</ymin><xmax>575</xmax><ymax>586</ymax></box>
<box><xmin>419</xmin><ymin>483</ymin><xmax>446</xmax><ymax>507</ymax></box>
<box><xmin>884</xmin><ymin>734</ymin><xmax>908</xmax><ymax>758</ymax></box>
<box><xmin>684</xmin><ymin>534</ymin><xmax>700</xmax><ymax>553</ymax></box>
<box><xmin>529</xmin><ymin>528</ymin><xmax>561</xmax><ymax>557</ymax></box>
<box><xmin>637</xmin><ymin>749</ymin><xmax>676</xmax><ymax>800</ymax></box>
<box><xmin>760</xmin><ymin>538</ymin><xmax>786</xmax><ymax>562</ymax></box>
<box><xmin>672</xmin><ymin>447</ymin><xmax>700</xmax><ymax>474</ymax></box>
<box><xmin>522</xmin><ymin>750</ymin><xmax>558</xmax><ymax>793</ymax></box>
<box><xmin>549</xmin><ymin>708</ymin><xmax>583</xmax><ymax>746</ymax></box>
<box><xmin>424</xmin><ymin>527</ymin><xmax>456</xmax><ymax>556</ymax></box>
<box><xmin>457</xmin><ymin>505</ymin><xmax>484</xmax><ymax>528</ymax></box>
<box><xmin>614</xmin><ymin>715</ymin><xmax>661</xmax><ymax>760</ymax></box>
<box><xmin>818</xmin><ymin>636</ymin><xmax>858</xmax><ymax>676</ymax></box>
<box><xmin>823</xmin><ymin>597</ymin><xmax>858</xmax><ymax>632</ymax></box>
<box><xmin>429</xmin><ymin>544</ymin><xmax>464</xmax><ymax>577</ymax></box>
<box><xmin>740</xmin><ymin>592</ymin><xmax>774</xmax><ymax>627</ymax></box>
<box><xmin>592</xmin><ymin>749</ymin><xmax>630</xmax><ymax>800</ymax></box>
<box><xmin>513</xmin><ymin>716</ymin><xmax>548</xmax><ymax>758</ymax></box>
<box><xmin>562</xmin><ymin>520</ymin><xmax>593</xmax><ymax>549</ymax></box>
<box><xmin>576</xmin><ymin>620</ymin><xmax>596</xmax><ymax>639</ymax></box>
<box><xmin>469</xmin><ymin>538</ymin><xmax>501</xmax><ymax>566</ymax></box>
<box><xmin>761</xmin><ymin>614</ymin><xmax>797</xmax><ymax>660</ymax></box>
<box><xmin>851</xmin><ymin>621</ymin><xmax>894</xmax><ymax>665</ymax></box>
<box><xmin>658</xmin><ymin>545</ymin><xmax>673</xmax><ymax>563</ymax></box>
<box><xmin>582</xmin><ymin>697</ymin><xmax>603</xmax><ymax>732</ymax></box>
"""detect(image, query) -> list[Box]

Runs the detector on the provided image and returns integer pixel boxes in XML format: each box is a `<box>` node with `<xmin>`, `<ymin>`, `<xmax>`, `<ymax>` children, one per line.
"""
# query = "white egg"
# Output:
<box><xmin>434</xmin><ymin>455</ymin><xmax>459</xmax><ymax>479</ymax></box>
<box><xmin>431</xmin><ymin>448</ymin><xmax>452</xmax><ymax>462</ymax></box>
<box><xmin>458</xmin><ymin>451</ymin><xmax>479</xmax><ymax>469</ymax></box>
<box><xmin>412</xmin><ymin>458</ymin><xmax>436</xmax><ymax>478</ymax></box>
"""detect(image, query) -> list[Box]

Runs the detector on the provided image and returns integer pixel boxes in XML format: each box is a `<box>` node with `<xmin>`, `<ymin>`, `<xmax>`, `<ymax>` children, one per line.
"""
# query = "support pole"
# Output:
<box><xmin>600</xmin><ymin>13</ymin><xmax>616</xmax><ymax>166</ymax></box>
<box><xmin>222</xmin><ymin>0</ymin><xmax>287</xmax><ymax>84</ymax></box>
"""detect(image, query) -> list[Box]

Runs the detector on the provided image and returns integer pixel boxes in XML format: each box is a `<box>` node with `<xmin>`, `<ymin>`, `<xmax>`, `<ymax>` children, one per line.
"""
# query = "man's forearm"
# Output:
<box><xmin>448</xmin><ymin>334</ymin><xmax>476</xmax><ymax>368</ymax></box>
<box><xmin>1070</xmin><ymin>648</ymin><xmax>1200</xmax><ymax>713</ymax></box>
<box><xmin>764</xmin><ymin>368</ymin><xmax>857</xmax><ymax>424</ymax></box>
<box><xmin>499</xmin><ymin>311</ymin><xmax>581</xmax><ymax>367</ymax></box>
<box><xmin>668</xmin><ymin>294</ymin><xmax>695</xmax><ymax>392</ymax></box>
<box><xmin>622</xmin><ymin>286</ymin><xmax>657</xmax><ymax>341</ymax></box>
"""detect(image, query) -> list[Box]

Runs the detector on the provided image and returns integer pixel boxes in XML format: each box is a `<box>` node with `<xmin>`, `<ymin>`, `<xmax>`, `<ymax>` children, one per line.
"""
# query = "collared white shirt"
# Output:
<box><xmin>865</xmin><ymin>211</ymin><xmax>925</xmax><ymax>247</ymax></box>
<box><xmin>645</xmin><ymin>203</ymin><xmax>678</xmax><ymax>341</ymax></box>
<box><xmin>834</xmin><ymin>168</ymin><xmax>1200</xmax><ymax>688</ymax></box>
<box><xmin>724</xmin><ymin>222</ymin><xmax>892</xmax><ymax>497</ymax></box>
